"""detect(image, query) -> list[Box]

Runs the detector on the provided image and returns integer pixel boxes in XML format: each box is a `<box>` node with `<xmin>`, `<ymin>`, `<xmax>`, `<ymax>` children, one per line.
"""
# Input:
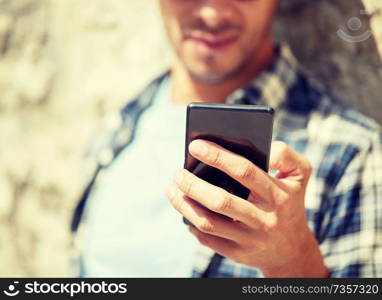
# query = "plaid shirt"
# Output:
<box><xmin>71</xmin><ymin>45</ymin><xmax>382</xmax><ymax>278</ymax></box>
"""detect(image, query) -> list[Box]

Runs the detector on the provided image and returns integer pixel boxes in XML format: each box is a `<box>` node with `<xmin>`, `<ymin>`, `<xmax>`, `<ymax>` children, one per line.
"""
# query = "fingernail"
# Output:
<box><xmin>189</xmin><ymin>140</ymin><xmax>208</xmax><ymax>156</ymax></box>
<box><xmin>175</xmin><ymin>169</ymin><xmax>184</xmax><ymax>185</ymax></box>
<box><xmin>166</xmin><ymin>184</ymin><xmax>176</xmax><ymax>199</ymax></box>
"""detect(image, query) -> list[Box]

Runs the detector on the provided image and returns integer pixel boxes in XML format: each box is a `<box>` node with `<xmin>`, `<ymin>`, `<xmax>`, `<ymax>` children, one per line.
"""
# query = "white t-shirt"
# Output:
<box><xmin>81</xmin><ymin>77</ymin><xmax>199</xmax><ymax>277</ymax></box>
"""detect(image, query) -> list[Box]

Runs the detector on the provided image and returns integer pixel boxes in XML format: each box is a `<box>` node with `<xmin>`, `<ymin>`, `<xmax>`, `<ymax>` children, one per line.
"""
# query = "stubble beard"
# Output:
<box><xmin>184</xmin><ymin>52</ymin><xmax>252</xmax><ymax>85</ymax></box>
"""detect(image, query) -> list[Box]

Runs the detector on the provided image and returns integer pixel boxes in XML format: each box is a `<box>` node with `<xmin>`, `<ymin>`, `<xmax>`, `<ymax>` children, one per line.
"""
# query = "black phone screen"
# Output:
<box><xmin>184</xmin><ymin>103</ymin><xmax>274</xmax><ymax>201</ymax></box>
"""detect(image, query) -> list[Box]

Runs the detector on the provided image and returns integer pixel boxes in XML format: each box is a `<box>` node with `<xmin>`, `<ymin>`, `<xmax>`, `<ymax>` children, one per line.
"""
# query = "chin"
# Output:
<box><xmin>181</xmin><ymin>47</ymin><xmax>246</xmax><ymax>83</ymax></box>
<box><xmin>188</xmin><ymin>71</ymin><xmax>228</xmax><ymax>84</ymax></box>
<box><xmin>187</xmin><ymin>63</ymin><xmax>246</xmax><ymax>84</ymax></box>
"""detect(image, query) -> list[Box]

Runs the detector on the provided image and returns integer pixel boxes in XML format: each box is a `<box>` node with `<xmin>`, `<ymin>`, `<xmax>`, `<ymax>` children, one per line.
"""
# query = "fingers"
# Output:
<box><xmin>166</xmin><ymin>184</ymin><xmax>257</xmax><ymax>244</ymax></box>
<box><xmin>188</xmin><ymin>139</ymin><xmax>285</xmax><ymax>202</ymax></box>
<box><xmin>171</xmin><ymin>169</ymin><xmax>272</xmax><ymax>228</ymax></box>
<box><xmin>269</xmin><ymin>141</ymin><xmax>312</xmax><ymax>182</ymax></box>
<box><xmin>188</xmin><ymin>226</ymin><xmax>241</xmax><ymax>260</ymax></box>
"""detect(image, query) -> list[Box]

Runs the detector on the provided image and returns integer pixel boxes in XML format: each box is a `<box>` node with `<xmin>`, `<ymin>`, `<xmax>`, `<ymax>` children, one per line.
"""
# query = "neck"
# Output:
<box><xmin>171</xmin><ymin>36</ymin><xmax>275</xmax><ymax>105</ymax></box>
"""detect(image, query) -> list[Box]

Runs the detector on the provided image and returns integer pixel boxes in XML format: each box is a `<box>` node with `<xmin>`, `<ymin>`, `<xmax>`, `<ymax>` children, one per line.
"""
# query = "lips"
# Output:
<box><xmin>184</xmin><ymin>30</ymin><xmax>239</xmax><ymax>49</ymax></box>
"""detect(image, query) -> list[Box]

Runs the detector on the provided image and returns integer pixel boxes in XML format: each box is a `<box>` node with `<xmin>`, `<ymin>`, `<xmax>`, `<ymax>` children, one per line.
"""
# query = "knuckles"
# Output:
<box><xmin>194</xmin><ymin>231</ymin><xmax>210</xmax><ymax>246</ymax></box>
<box><xmin>234</xmin><ymin>163</ymin><xmax>255</xmax><ymax>182</ymax></box>
<box><xmin>210</xmin><ymin>148</ymin><xmax>223</xmax><ymax>167</ymax></box>
<box><xmin>262</xmin><ymin>217</ymin><xmax>278</xmax><ymax>234</ymax></box>
<box><xmin>183</xmin><ymin>178</ymin><xmax>194</xmax><ymax>196</ymax></box>
<box><xmin>212</xmin><ymin>191</ymin><xmax>233</xmax><ymax>213</ymax></box>
<box><xmin>274</xmin><ymin>189</ymin><xmax>291</xmax><ymax>206</ymax></box>
<box><xmin>197</xmin><ymin>217</ymin><xmax>216</xmax><ymax>234</ymax></box>
<box><xmin>176</xmin><ymin>170</ymin><xmax>194</xmax><ymax>195</ymax></box>
<box><xmin>171</xmin><ymin>194</ymin><xmax>182</xmax><ymax>212</ymax></box>
<box><xmin>170</xmin><ymin>191</ymin><xmax>187</xmax><ymax>213</ymax></box>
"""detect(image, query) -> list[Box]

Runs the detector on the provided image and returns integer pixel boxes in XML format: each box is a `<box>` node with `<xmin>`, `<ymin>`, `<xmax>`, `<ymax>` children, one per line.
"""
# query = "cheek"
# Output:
<box><xmin>237</xmin><ymin>31</ymin><xmax>261</xmax><ymax>56</ymax></box>
<box><xmin>241</xmin><ymin>3</ymin><xmax>275</xmax><ymax>36</ymax></box>
<box><xmin>164</xmin><ymin>15</ymin><xmax>184</xmax><ymax>52</ymax></box>
<box><xmin>239</xmin><ymin>13</ymin><xmax>273</xmax><ymax>51</ymax></box>
<box><xmin>161</xmin><ymin>2</ymin><xmax>188</xmax><ymax>49</ymax></box>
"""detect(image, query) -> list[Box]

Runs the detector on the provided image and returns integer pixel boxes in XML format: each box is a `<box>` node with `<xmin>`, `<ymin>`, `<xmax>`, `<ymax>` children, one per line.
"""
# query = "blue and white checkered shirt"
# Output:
<box><xmin>71</xmin><ymin>44</ymin><xmax>382</xmax><ymax>278</ymax></box>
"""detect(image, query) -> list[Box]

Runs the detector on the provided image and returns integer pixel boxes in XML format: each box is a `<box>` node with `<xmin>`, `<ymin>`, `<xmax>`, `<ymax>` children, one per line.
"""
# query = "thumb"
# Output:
<box><xmin>269</xmin><ymin>141</ymin><xmax>312</xmax><ymax>182</ymax></box>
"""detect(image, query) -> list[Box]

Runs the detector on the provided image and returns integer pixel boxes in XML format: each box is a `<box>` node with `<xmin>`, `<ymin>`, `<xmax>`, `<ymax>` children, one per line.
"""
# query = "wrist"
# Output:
<box><xmin>261</xmin><ymin>228</ymin><xmax>329</xmax><ymax>278</ymax></box>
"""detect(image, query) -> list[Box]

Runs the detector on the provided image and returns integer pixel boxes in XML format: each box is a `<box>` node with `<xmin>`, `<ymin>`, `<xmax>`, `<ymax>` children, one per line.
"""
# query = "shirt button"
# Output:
<box><xmin>115</xmin><ymin>128</ymin><xmax>132</xmax><ymax>148</ymax></box>
<box><xmin>98</xmin><ymin>148</ymin><xmax>114</xmax><ymax>167</ymax></box>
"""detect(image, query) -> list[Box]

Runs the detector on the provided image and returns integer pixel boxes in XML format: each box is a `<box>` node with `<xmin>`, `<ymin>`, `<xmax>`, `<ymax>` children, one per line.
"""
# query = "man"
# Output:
<box><xmin>71</xmin><ymin>0</ymin><xmax>382</xmax><ymax>277</ymax></box>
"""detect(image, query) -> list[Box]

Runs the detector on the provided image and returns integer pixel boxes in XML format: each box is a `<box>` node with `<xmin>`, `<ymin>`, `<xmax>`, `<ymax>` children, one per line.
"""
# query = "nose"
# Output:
<box><xmin>197</xmin><ymin>0</ymin><xmax>235</xmax><ymax>29</ymax></box>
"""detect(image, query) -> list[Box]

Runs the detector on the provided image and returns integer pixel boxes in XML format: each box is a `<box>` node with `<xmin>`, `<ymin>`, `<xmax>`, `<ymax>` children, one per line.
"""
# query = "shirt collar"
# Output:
<box><xmin>226</xmin><ymin>43</ymin><xmax>299</xmax><ymax>111</ymax></box>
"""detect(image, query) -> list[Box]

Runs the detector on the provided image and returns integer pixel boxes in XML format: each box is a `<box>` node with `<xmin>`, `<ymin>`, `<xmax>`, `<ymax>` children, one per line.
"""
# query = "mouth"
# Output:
<box><xmin>184</xmin><ymin>30</ymin><xmax>239</xmax><ymax>50</ymax></box>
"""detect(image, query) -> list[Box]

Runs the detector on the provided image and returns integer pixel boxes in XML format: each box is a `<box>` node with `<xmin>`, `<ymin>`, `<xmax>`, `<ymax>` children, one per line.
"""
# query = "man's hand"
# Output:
<box><xmin>166</xmin><ymin>139</ymin><xmax>328</xmax><ymax>277</ymax></box>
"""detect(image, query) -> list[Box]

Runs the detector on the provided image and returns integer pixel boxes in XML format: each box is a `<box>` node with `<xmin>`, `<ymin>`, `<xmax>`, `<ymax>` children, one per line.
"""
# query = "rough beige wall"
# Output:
<box><xmin>0</xmin><ymin>0</ymin><xmax>381</xmax><ymax>276</ymax></box>
<box><xmin>0</xmin><ymin>0</ymin><xmax>170</xmax><ymax>277</ymax></box>
<box><xmin>275</xmin><ymin>0</ymin><xmax>382</xmax><ymax>123</ymax></box>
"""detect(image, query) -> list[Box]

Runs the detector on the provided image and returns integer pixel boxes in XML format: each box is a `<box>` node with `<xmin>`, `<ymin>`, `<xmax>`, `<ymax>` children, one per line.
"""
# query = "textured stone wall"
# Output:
<box><xmin>275</xmin><ymin>0</ymin><xmax>382</xmax><ymax>123</ymax></box>
<box><xmin>0</xmin><ymin>0</ymin><xmax>381</xmax><ymax>276</ymax></box>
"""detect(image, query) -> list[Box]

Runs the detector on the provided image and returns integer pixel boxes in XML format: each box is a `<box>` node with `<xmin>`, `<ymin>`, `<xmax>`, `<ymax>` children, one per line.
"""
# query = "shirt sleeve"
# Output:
<box><xmin>318</xmin><ymin>131</ymin><xmax>382</xmax><ymax>277</ymax></box>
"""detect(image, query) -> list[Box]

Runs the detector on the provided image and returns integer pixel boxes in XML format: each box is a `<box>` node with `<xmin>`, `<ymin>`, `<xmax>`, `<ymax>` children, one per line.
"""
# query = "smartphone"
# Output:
<box><xmin>184</xmin><ymin>103</ymin><xmax>274</xmax><ymax>224</ymax></box>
